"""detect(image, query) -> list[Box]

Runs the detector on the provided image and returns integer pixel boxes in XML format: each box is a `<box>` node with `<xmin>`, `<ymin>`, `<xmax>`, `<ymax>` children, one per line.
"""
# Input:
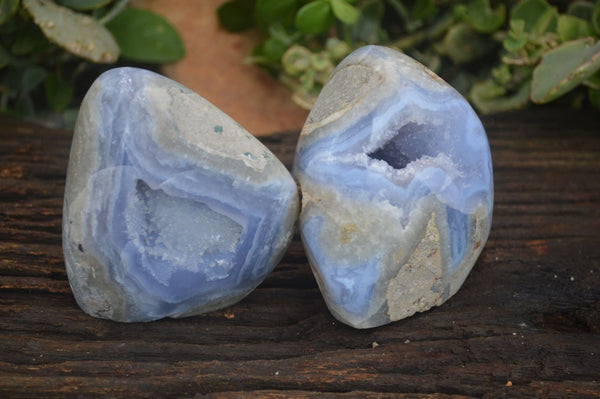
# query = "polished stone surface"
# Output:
<box><xmin>63</xmin><ymin>67</ymin><xmax>299</xmax><ymax>322</ymax></box>
<box><xmin>293</xmin><ymin>46</ymin><xmax>493</xmax><ymax>329</ymax></box>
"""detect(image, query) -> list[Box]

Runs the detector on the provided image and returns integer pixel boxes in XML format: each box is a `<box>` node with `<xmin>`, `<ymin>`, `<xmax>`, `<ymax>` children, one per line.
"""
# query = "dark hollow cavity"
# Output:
<box><xmin>367</xmin><ymin>122</ymin><xmax>440</xmax><ymax>170</ymax></box>
<box><xmin>368</xmin><ymin>141</ymin><xmax>412</xmax><ymax>169</ymax></box>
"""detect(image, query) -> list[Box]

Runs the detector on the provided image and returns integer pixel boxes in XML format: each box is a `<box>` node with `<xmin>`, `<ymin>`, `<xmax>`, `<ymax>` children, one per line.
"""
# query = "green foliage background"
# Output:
<box><xmin>0</xmin><ymin>0</ymin><xmax>185</xmax><ymax>127</ymax></box>
<box><xmin>218</xmin><ymin>0</ymin><xmax>600</xmax><ymax>113</ymax></box>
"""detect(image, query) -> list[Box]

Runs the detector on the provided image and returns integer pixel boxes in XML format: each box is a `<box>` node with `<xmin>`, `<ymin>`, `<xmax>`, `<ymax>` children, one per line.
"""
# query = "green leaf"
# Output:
<box><xmin>504</xmin><ymin>19</ymin><xmax>528</xmax><ymax>52</ymax></box>
<box><xmin>412</xmin><ymin>0</ymin><xmax>437</xmax><ymax>21</ymax></box>
<box><xmin>106</xmin><ymin>8</ymin><xmax>185</xmax><ymax>63</ymax></box>
<box><xmin>299</xmin><ymin>68</ymin><xmax>315</xmax><ymax>90</ymax></box>
<box><xmin>45</xmin><ymin>73</ymin><xmax>74</xmax><ymax>110</ymax></box>
<box><xmin>23</xmin><ymin>0</ymin><xmax>119</xmax><ymax>63</ymax></box>
<box><xmin>295</xmin><ymin>1</ymin><xmax>334</xmax><ymax>35</ymax></box>
<box><xmin>217</xmin><ymin>0</ymin><xmax>255</xmax><ymax>32</ymax></box>
<box><xmin>439</xmin><ymin>23</ymin><xmax>490</xmax><ymax>64</ymax></box>
<box><xmin>531</xmin><ymin>38</ymin><xmax>600</xmax><ymax>103</ymax></box>
<box><xmin>0</xmin><ymin>0</ymin><xmax>19</xmax><ymax>26</ymax></box>
<box><xmin>262</xmin><ymin>36</ymin><xmax>287</xmax><ymax>61</ymax></box>
<box><xmin>310</xmin><ymin>51</ymin><xmax>332</xmax><ymax>71</ymax></box>
<box><xmin>57</xmin><ymin>0</ymin><xmax>113</xmax><ymax>11</ymax></box>
<box><xmin>557</xmin><ymin>15</ymin><xmax>592</xmax><ymax>42</ymax></box>
<box><xmin>331</xmin><ymin>0</ymin><xmax>359</xmax><ymax>24</ymax></box>
<box><xmin>267</xmin><ymin>23</ymin><xmax>294</xmax><ymax>44</ymax></box>
<box><xmin>491</xmin><ymin>64</ymin><xmax>512</xmax><ymax>85</ymax></box>
<box><xmin>531</xmin><ymin>7</ymin><xmax>559</xmax><ymax>37</ymax></box>
<box><xmin>470</xmin><ymin>78</ymin><xmax>531</xmax><ymax>114</ymax></box>
<box><xmin>255</xmin><ymin>0</ymin><xmax>296</xmax><ymax>23</ymax></box>
<box><xmin>21</xmin><ymin>66</ymin><xmax>47</xmax><ymax>92</ymax></box>
<box><xmin>325</xmin><ymin>37</ymin><xmax>351</xmax><ymax>60</ymax></box>
<box><xmin>281</xmin><ymin>44</ymin><xmax>311</xmax><ymax>75</ymax></box>
<box><xmin>593</xmin><ymin>1</ymin><xmax>600</xmax><ymax>34</ymax></box>
<box><xmin>511</xmin><ymin>0</ymin><xmax>557</xmax><ymax>34</ymax></box>
<box><xmin>460</xmin><ymin>0</ymin><xmax>505</xmax><ymax>34</ymax></box>
<box><xmin>568</xmin><ymin>1</ymin><xmax>595</xmax><ymax>22</ymax></box>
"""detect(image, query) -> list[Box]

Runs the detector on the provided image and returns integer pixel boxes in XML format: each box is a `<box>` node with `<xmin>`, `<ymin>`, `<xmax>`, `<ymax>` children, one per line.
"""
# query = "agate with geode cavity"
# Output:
<box><xmin>63</xmin><ymin>68</ymin><xmax>299</xmax><ymax>322</ymax></box>
<box><xmin>293</xmin><ymin>46</ymin><xmax>493</xmax><ymax>329</ymax></box>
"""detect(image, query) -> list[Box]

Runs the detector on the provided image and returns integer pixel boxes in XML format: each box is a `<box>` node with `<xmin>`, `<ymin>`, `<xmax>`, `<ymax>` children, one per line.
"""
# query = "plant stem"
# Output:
<box><xmin>99</xmin><ymin>0</ymin><xmax>130</xmax><ymax>25</ymax></box>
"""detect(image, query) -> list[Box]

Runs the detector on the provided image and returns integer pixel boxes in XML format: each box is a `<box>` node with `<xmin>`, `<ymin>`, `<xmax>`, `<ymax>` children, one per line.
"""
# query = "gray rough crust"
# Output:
<box><xmin>385</xmin><ymin>212</ymin><xmax>444</xmax><ymax>321</ymax></box>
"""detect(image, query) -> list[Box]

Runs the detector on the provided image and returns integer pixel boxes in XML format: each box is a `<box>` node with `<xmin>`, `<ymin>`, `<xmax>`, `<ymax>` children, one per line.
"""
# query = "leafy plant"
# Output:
<box><xmin>217</xmin><ymin>0</ymin><xmax>600</xmax><ymax>113</ymax></box>
<box><xmin>0</xmin><ymin>0</ymin><xmax>185</xmax><ymax>127</ymax></box>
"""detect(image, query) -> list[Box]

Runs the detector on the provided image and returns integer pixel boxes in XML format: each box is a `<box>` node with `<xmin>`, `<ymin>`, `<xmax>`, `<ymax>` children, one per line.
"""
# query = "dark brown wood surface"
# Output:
<box><xmin>1</xmin><ymin>109</ymin><xmax>599</xmax><ymax>398</ymax></box>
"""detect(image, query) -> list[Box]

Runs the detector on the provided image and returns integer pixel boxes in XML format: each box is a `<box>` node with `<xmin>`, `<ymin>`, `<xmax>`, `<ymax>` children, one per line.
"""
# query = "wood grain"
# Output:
<box><xmin>1</xmin><ymin>109</ymin><xmax>599</xmax><ymax>398</ymax></box>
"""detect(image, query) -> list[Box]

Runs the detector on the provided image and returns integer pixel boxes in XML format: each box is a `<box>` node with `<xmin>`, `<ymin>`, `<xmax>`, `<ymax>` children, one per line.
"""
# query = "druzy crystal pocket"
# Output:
<box><xmin>293</xmin><ymin>46</ymin><xmax>493</xmax><ymax>329</ymax></box>
<box><xmin>63</xmin><ymin>68</ymin><xmax>299</xmax><ymax>322</ymax></box>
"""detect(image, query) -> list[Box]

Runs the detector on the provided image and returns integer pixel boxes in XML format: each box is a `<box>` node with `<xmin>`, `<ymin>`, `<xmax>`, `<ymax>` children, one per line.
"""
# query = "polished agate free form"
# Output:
<box><xmin>63</xmin><ymin>68</ymin><xmax>299</xmax><ymax>322</ymax></box>
<box><xmin>294</xmin><ymin>46</ymin><xmax>494</xmax><ymax>329</ymax></box>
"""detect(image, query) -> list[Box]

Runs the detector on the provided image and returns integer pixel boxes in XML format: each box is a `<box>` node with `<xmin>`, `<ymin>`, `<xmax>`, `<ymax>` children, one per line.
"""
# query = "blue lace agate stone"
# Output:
<box><xmin>63</xmin><ymin>68</ymin><xmax>299</xmax><ymax>322</ymax></box>
<box><xmin>293</xmin><ymin>46</ymin><xmax>493</xmax><ymax>329</ymax></box>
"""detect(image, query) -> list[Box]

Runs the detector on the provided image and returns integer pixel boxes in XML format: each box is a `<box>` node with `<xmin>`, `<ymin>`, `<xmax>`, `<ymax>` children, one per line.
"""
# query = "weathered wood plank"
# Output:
<box><xmin>1</xmin><ymin>109</ymin><xmax>599</xmax><ymax>398</ymax></box>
